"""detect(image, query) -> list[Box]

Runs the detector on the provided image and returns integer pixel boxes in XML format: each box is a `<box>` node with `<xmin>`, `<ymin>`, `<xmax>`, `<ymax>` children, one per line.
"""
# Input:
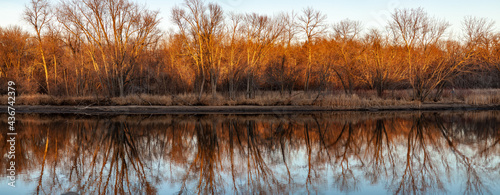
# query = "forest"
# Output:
<box><xmin>1</xmin><ymin>0</ymin><xmax>499</xmax><ymax>104</ymax></box>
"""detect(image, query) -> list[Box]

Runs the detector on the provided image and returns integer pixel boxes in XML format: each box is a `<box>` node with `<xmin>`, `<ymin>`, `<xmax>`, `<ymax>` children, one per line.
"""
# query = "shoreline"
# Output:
<box><xmin>2</xmin><ymin>104</ymin><xmax>500</xmax><ymax>115</ymax></box>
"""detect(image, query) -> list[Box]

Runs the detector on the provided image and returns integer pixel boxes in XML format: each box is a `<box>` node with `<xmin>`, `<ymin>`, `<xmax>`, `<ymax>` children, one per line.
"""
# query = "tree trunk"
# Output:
<box><xmin>229</xmin><ymin>75</ymin><xmax>234</xmax><ymax>100</ymax></box>
<box><xmin>40</xmin><ymin>47</ymin><xmax>50</xmax><ymax>94</ymax></box>
<box><xmin>376</xmin><ymin>83</ymin><xmax>384</xmax><ymax>97</ymax></box>
<box><xmin>211</xmin><ymin>70</ymin><xmax>217</xmax><ymax>100</ymax></box>
<box><xmin>53</xmin><ymin>55</ymin><xmax>57</xmax><ymax>88</ymax></box>
<box><xmin>305</xmin><ymin>67</ymin><xmax>310</xmax><ymax>92</ymax></box>
<box><xmin>246</xmin><ymin>72</ymin><xmax>251</xmax><ymax>99</ymax></box>
<box><xmin>119</xmin><ymin>77</ymin><xmax>125</xmax><ymax>97</ymax></box>
<box><xmin>199</xmin><ymin>71</ymin><xmax>205</xmax><ymax>101</ymax></box>
<box><xmin>348</xmin><ymin>75</ymin><xmax>354</xmax><ymax>95</ymax></box>
<box><xmin>64</xmin><ymin>69</ymin><xmax>69</xmax><ymax>96</ymax></box>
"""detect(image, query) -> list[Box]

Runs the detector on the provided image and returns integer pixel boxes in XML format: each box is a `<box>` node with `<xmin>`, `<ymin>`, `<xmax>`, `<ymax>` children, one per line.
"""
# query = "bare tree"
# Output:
<box><xmin>57</xmin><ymin>0</ymin><xmax>161</xmax><ymax>97</ymax></box>
<box><xmin>172</xmin><ymin>0</ymin><xmax>224</xmax><ymax>100</ymax></box>
<box><xmin>493</xmin><ymin>33</ymin><xmax>500</xmax><ymax>75</ymax></box>
<box><xmin>332</xmin><ymin>19</ymin><xmax>363</xmax><ymax>95</ymax></box>
<box><xmin>360</xmin><ymin>29</ymin><xmax>404</xmax><ymax>97</ymax></box>
<box><xmin>463</xmin><ymin>16</ymin><xmax>495</xmax><ymax>49</ymax></box>
<box><xmin>462</xmin><ymin>16</ymin><xmax>496</xmax><ymax>75</ymax></box>
<box><xmin>298</xmin><ymin>7</ymin><xmax>327</xmax><ymax>92</ymax></box>
<box><xmin>0</xmin><ymin>26</ymin><xmax>31</xmax><ymax>79</ymax></box>
<box><xmin>389</xmin><ymin>8</ymin><xmax>453</xmax><ymax>101</ymax></box>
<box><xmin>333</xmin><ymin>19</ymin><xmax>362</xmax><ymax>41</ymax></box>
<box><xmin>225</xmin><ymin>13</ymin><xmax>244</xmax><ymax>99</ymax></box>
<box><xmin>24</xmin><ymin>0</ymin><xmax>51</xmax><ymax>94</ymax></box>
<box><xmin>280</xmin><ymin>12</ymin><xmax>300</xmax><ymax>95</ymax></box>
<box><xmin>242</xmin><ymin>13</ymin><xmax>285</xmax><ymax>98</ymax></box>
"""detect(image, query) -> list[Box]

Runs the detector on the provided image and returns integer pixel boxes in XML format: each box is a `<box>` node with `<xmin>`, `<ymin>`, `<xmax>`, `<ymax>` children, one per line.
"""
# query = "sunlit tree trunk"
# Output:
<box><xmin>298</xmin><ymin>7</ymin><xmax>327</xmax><ymax>93</ymax></box>
<box><xmin>24</xmin><ymin>0</ymin><xmax>51</xmax><ymax>94</ymax></box>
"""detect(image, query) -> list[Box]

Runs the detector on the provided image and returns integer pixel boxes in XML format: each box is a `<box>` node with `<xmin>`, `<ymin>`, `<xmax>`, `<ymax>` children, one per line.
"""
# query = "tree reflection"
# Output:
<box><xmin>364</xmin><ymin>119</ymin><xmax>396</xmax><ymax>186</ymax></box>
<box><xmin>178</xmin><ymin>119</ymin><xmax>223</xmax><ymax>194</ymax></box>
<box><xmin>434</xmin><ymin>114</ymin><xmax>490</xmax><ymax>195</ymax></box>
<box><xmin>8</xmin><ymin>118</ymin><xmax>158</xmax><ymax>195</ymax></box>
<box><xmin>1</xmin><ymin>112</ymin><xmax>499</xmax><ymax>194</ymax></box>
<box><xmin>330</xmin><ymin>122</ymin><xmax>360</xmax><ymax>193</ymax></box>
<box><xmin>35</xmin><ymin>130</ymin><xmax>49</xmax><ymax>195</ymax></box>
<box><xmin>392</xmin><ymin>114</ymin><xmax>446</xmax><ymax>194</ymax></box>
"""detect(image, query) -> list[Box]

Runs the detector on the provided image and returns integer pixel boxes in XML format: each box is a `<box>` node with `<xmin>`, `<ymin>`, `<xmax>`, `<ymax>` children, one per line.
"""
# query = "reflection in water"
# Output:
<box><xmin>1</xmin><ymin>112</ymin><xmax>499</xmax><ymax>194</ymax></box>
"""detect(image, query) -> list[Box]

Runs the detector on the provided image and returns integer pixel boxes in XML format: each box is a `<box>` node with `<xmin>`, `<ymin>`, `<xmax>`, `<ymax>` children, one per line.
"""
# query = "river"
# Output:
<box><xmin>1</xmin><ymin>111</ymin><xmax>499</xmax><ymax>194</ymax></box>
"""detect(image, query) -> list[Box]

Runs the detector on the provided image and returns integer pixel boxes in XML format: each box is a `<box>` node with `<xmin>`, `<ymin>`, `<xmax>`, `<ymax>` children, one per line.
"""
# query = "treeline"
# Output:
<box><xmin>1</xmin><ymin>0</ymin><xmax>499</xmax><ymax>101</ymax></box>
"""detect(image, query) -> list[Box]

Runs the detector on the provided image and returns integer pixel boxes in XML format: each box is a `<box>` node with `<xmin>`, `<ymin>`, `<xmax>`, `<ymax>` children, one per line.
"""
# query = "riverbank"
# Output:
<box><xmin>2</xmin><ymin>104</ymin><xmax>500</xmax><ymax>115</ymax></box>
<box><xmin>2</xmin><ymin>89</ymin><xmax>500</xmax><ymax>114</ymax></box>
<box><xmin>3</xmin><ymin>89</ymin><xmax>500</xmax><ymax>106</ymax></box>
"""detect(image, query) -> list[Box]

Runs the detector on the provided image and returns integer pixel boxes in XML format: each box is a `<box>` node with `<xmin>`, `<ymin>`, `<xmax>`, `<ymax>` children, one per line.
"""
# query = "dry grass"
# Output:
<box><xmin>1</xmin><ymin>89</ymin><xmax>499</xmax><ymax>108</ymax></box>
<box><xmin>464</xmin><ymin>89</ymin><xmax>500</xmax><ymax>105</ymax></box>
<box><xmin>112</xmin><ymin>94</ymin><xmax>173</xmax><ymax>105</ymax></box>
<box><xmin>318</xmin><ymin>93</ymin><xmax>419</xmax><ymax>108</ymax></box>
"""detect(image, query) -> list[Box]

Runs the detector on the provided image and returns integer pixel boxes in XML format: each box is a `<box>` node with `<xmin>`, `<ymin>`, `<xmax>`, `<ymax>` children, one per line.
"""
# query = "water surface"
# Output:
<box><xmin>1</xmin><ymin>112</ymin><xmax>499</xmax><ymax>194</ymax></box>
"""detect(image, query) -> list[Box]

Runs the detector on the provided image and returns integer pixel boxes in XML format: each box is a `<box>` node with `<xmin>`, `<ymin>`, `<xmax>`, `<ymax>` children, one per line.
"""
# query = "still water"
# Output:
<box><xmin>1</xmin><ymin>111</ymin><xmax>499</xmax><ymax>195</ymax></box>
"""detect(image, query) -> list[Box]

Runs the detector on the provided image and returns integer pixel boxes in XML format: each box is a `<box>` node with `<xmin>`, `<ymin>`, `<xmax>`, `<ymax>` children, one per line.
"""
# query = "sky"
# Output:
<box><xmin>1</xmin><ymin>0</ymin><xmax>499</xmax><ymax>38</ymax></box>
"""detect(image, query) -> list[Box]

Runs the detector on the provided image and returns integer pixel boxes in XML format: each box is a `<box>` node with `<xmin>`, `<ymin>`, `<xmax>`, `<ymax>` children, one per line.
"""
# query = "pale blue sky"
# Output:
<box><xmin>1</xmin><ymin>0</ymin><xmax>499</xmax><ymax>38</ymax></box>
